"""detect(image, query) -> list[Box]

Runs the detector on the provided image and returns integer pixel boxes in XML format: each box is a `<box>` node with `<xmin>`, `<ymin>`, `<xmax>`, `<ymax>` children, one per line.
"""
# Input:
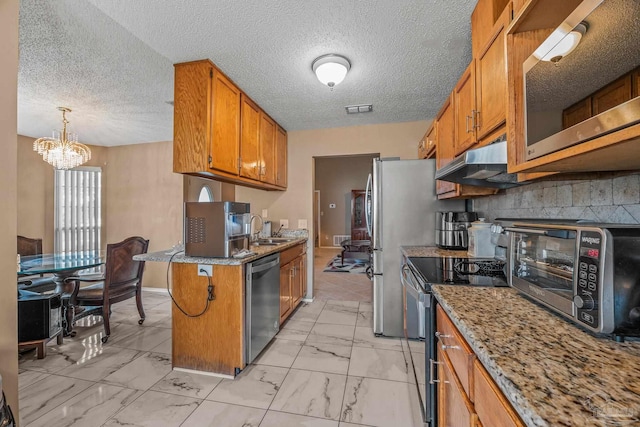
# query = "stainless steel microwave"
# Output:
<box><xmin>507</xmin><ymin>222</ymin><xmax>640</xmax><ymax>340</ymax></box>
<box><xmin>523</xmin><ymin>0</ymin><xmax>640</xmax><ymax>161</ymax></box>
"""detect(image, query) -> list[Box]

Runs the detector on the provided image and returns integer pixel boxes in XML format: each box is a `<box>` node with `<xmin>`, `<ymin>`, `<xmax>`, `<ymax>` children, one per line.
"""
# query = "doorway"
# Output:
<box><xmin>313</xmin><ymin>154</ymin><xmax>378</xmax><ymax>249</ymax></box>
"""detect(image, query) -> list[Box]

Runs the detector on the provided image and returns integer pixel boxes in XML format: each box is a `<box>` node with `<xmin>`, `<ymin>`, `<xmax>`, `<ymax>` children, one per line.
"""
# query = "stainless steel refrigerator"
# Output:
<box><xmin>366</xmin><ymin>158</ymin><xmax>464</xmax><ymax>337</ymax></box>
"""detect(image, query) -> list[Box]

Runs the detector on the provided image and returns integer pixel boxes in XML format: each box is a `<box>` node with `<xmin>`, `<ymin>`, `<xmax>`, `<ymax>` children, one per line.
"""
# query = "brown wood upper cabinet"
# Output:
<box><xmin>174</xmin><ymin>59</ymin><xmax>287</xmax><ymax>191</ymax></box>
<box><xmin>418</xmin><ymin>124</ymin><xmax>436</xmax><ymax>159</ymax></box>
<box><xmin>455</xmin><ymin>2</ymin><xmax>511</xmax><ymax>157</ymax></box>
<box><xmin>174</xmin><ymin>60</ymin><xmax>240</xmax><ymax>176</ymax></box>
<box><xmin>275</xmin><ymin>126</ymin><xmax>288</xmax><ymax>187</ymax></box>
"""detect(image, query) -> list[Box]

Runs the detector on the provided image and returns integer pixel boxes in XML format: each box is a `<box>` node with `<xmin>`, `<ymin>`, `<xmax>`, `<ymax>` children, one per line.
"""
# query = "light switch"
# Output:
<box><xmin>261</xmin><ymin>209</ymin><xmax>268</xmax><ymax>218</ymax></box>
<box><xmin>280</xmin><ymin>219</ymin><xmax>289</xmax><ymax>228</ymax></box>
<box><xmin>298</xmin><ymin>219</ymin><xmax>307</xmax><ymax>229</ymax></box>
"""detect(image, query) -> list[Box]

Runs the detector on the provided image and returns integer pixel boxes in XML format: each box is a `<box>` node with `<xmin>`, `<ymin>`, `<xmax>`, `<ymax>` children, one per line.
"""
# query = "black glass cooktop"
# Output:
<box><xmin>408</xmin><ymin>256</ymin><xmax>508</xmax><ymax>287</ymax></box>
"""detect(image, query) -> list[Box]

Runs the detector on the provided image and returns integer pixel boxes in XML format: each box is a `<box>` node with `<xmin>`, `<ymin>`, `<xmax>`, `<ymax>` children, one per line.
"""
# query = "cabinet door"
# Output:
<box><xmin>260</xmin><ymin>113</ymin><xmax>277</xmax><ymax>184</ymax></box>
<box><xmin>633</xmin><ymin>69</ymin><xmax>640</xmax><ymax>97</ymax></box>
<box><xmin>438</xmin><ymin>348</ymin><xmax>477</xmax><ymax>427</ymax></box>
<box><xmin>592</xmin><ymin>75</ymin><xmax>633</xmax><ymax>116</ymax></box>
<box><xmin>474</xmin><ymin>359</ymin><xmax>524</xmax><ymax>427</ymax></box>
<box><xmin>210</xmin><ymin>70</ymin><xmax>241</xmax><ymax>174</ymax></box>
<box><xmin>280</xmin><ymin>263</ymin><xmax>292</xmax><ymax>322</ymax></box>
<box><xmin>475</xmin><ymin>3</ymin><xmax>511</xmax><ymax>141</ymax></box>
<box><xmin>240</xmin><ymin>95</ymin><xmax>261</xmax><ymax>180</ymax></box>
<box><xmin>173</xmin><ymin>61</ymin><xmax>211</xmax><ymax>174</ymax></box>
<box><xmin>436</xmin><ymin>96</ymin><xmax>459</xmax><ymax>196</ymax></box>
<box><xmin>275</xmin><ymin>126</ymin><xmax>288</xmax><ymax>188</ymax></box>
<box><xmin>454</xmin><ymin>61</ymin><xmax>477</xmax><ymax>156</ymax></box>
<box><xmin>425</xmin><ymin>125</ymin><xmax>436</xmax><ymax>158</ymax></box>
<box><xmin>418</xmin><ymin>133</ymin><xmax>428</xmax><ymax>159</ymax></box>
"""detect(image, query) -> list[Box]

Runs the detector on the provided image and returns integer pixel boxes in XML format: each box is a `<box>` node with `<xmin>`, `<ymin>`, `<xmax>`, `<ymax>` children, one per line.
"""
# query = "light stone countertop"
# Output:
<box><xmin>135</xmin><ymin>235</ymin><xmax>307</xmax><ymax>265</ymax></box>
<box><xmin>431</xmin><ymin>285</ymin><xmax>640</xmax><ymax>427</ymax></box>
<box><xmin>401</xmin><ymin>245</ymin><xmax>477</xmax><ymax>259</ymax></box>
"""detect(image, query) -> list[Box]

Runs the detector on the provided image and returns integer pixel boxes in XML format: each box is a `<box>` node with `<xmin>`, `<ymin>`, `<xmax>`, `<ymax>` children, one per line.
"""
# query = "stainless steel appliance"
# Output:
<box><xmin>0</xmin><ymin>375</ymin><xmax>15</xmax><ymax>427</ymax></box>
<box><xmin>185</xmin><ymin>201</ymin><xmax>251</xmax><ymax>257</ymax></box>
<box><xmin>523</xmin><ymin>0</ymin><xmax>640</xmax><ymax>161</ymax></box>
<box><xmin>401</xmin><ymin>255</ymin><xmax>508</xmax><ymax>426</ymax></box>
<box><xmin>434</xmin><ymin>134</ymin><xmax>521</xmax><ymax>188</ymax></box>
<box><xmin>435</xmin><ymin>211</ymin><xmax>478</xmax><ymax>249</ymax></box>
<box><xmin>245</xmin><ymin>253</ymin><xmax>281</xmax><ymax>363</ymax></box>
<box><xmin>365</xmin><ymin>158</ymin><xmax>464</xmax><ymax>337</ymax></box>
<box><xmin>508</xmin><ymin>221</ymin><xmax>640</xmax><ymax>339</ymax></box>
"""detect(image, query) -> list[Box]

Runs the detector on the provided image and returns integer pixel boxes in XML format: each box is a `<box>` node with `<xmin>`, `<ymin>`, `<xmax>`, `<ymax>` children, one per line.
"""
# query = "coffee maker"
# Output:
<box><xmin>184</xmin><ymin>202</ymin><xmax>251</xmax><ymax>257</ymax></box>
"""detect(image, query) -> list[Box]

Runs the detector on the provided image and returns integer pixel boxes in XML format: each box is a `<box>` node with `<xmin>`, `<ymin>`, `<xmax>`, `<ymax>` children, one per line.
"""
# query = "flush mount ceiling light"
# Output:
<box><xmin>312</xmin><ymin>54</ymin><xmax>351</xmax><ymax>89</ymax></box>
<box><xmin>33</xmin><ymin>107</ymin><xmax>91</xmax><ymax>170</ymax></box>
<box><xmin>536</xmin><ymin>22</ymin><xmax>588</xmax><ymax>63</ymax></box>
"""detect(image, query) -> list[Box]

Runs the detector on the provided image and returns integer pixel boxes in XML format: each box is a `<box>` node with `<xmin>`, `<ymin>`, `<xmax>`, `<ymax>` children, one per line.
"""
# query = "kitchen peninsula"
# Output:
<box><xmin>136</xmin><ymin>234</ymin><xmax>308</xmax><ymax>378</ymax></box>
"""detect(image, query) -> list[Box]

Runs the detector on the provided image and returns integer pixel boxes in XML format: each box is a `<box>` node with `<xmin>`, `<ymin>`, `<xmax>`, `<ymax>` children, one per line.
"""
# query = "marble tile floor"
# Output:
<box><xmin>18</xmin><ymin>252</ymin><xmax>419</xmax><ymax>427</ymax></box>
<box><xmin>313</xmin><ymin>247</ymin><xmax>372</xmax><ymax>302</ymax></box>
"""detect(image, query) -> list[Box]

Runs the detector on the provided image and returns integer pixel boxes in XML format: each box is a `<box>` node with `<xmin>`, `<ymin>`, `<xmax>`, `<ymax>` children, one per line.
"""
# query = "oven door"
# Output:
<box><xmin>401</xmin><ymin>262</ymin><xmax>436</xmax><ymax>426</ymax></box>
<box><xmin>509</xmin><ymin>227</ymin><xmax>576</xmax><ymax>316</ymax></box>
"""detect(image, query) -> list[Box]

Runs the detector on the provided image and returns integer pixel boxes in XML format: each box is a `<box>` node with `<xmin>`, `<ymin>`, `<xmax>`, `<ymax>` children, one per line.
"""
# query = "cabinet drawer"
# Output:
<box><xmin>280</xmin><ymin>243</ymin><xmax>305</xmax><ymax>266</ymax></box>
<box><xmin>436</xmin><ymin>305</ymin><xmax>475</xmax><ymax>399</ymax></box>
<box><xmin>474</xmin><ymin>359</ymin><xmax>524</xmax><ymax>427</ymax></box>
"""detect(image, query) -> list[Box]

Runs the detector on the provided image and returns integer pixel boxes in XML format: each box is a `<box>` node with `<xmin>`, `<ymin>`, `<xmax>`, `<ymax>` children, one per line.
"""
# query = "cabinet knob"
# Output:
<box><xmin>435</xmin><ymin>331</ymin><xmax>452</xmax><ymax>339</ymax></box>
<box><xmin>441</xmin><ymin>344</ymin><xmax>460</xmax><ymax>350</ymax></box>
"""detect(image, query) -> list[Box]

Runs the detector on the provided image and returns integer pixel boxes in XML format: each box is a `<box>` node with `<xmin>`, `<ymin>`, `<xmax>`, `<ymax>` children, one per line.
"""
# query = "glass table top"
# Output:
<box><xmin>18</xmin><ymin>251</ymin><xmax>105</xmax><ymax>276</ymax></box>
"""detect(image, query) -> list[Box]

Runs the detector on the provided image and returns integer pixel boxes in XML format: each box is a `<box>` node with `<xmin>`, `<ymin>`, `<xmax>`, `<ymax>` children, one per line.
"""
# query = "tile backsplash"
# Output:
<box><xmin>472</xmin><ymin>173</ymin><xmax>640</xmax><ymax>224</ymax></box>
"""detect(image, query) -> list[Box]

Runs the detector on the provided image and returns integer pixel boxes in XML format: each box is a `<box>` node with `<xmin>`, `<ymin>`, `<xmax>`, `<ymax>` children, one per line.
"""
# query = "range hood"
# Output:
<box><xmin>434</xmin><ymin>138</ymin><xmax>522</xmax><ymax>189</ymax></box>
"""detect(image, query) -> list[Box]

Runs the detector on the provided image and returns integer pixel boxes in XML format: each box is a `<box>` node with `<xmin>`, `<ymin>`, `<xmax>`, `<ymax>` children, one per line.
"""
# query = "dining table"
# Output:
<box><xmin>18</xmin><ymin>251</ymin><xmax>105</xmax><ymax>336</ymax></box>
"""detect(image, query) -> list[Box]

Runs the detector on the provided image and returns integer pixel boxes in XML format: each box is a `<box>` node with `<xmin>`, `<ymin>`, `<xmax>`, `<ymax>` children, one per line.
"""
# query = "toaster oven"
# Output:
<box><xmin>507</xmin><ymin>222</ymin><xmax>640</xmax><ymax>340</ymax></box>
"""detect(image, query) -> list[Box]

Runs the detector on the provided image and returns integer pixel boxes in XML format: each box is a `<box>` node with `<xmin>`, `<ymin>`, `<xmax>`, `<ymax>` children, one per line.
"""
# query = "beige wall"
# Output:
<box><xmin>236</xmin><ymin>119</ymin><xmax>429</xmax><ymax>297</ymax></box>
<box><xmin>18</xmin><ymin>135</ymin><xmax>108</xmax><ymax>253</ymax></box>
<box><xmin>106</xmin><ymin>141</ymin><xmax>183</xmax><ymax>288</ymax></box>
<box><xmin>1</xmin><ymin>0</ymin><xmax>19</xmax><ymax>416</ymax></box>
<box><xmin>315</xmin><ymin>155</ymin><xmax>378</xmax><ymax>246</ymax></box>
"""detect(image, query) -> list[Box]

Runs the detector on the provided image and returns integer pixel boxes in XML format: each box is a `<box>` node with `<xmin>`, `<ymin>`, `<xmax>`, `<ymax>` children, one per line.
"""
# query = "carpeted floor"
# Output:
<box><xmin>323</xmin><ymin>255</ymin><xmax>370</xmax><ymax>273</ymax></box>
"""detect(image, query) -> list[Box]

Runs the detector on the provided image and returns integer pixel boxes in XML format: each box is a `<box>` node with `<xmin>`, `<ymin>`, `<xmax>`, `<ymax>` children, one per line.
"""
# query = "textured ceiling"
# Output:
<box><xmin>19</xmin><ymin>0</ymin><xmax>477</xmax><ymax>146</ymax></box>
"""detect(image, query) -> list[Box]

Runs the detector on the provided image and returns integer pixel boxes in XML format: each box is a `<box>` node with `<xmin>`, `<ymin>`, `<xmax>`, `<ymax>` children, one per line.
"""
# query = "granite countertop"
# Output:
<box><xmin>431</xmin><ymin>285</ymin><xmax>640</xmax><ymax>427</ymax></box>
<box><xmin>401</xmin><ymin>245</ymin><xmax>476</xmax><ymax>259</ymax></box>
<box><xmin>135</xmin><ymin>235</ymin><xmax>307</xmax><ymax>265</ymax></box>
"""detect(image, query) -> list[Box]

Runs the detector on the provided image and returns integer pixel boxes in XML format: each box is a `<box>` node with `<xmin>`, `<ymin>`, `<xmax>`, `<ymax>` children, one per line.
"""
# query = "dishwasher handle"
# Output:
<box><xmin>250</xmin><ymin>257</ymin><xmax>280</xmax><ymax>274</ymax></box>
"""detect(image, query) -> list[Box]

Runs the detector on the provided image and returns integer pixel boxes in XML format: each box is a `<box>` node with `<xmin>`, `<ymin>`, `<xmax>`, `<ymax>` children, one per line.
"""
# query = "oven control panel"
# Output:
<box><xmin>574</xmin><ymin>230</ymin><xmax>602</xmax><ymax>328</ymax></box>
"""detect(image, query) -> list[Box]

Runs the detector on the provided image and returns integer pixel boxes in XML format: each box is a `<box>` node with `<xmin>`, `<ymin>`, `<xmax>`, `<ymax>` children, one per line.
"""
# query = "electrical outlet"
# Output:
<box><xmin>280</xmin><ymin>219</ymin><xmax>289</xmax><ymax>228</ymax></box>
<box><xmin>261</xmin><ymin>209</ymin><xmax>268</xmax><ymax>218</ymax></box>
<box><xmin>198</xmin><ymin>264</ymin><xmax>212</xmax><ymax>277</ymax></box>
<box><xmin>329</xmin><ymin>203</ymin><xmax>336</xmax><ymax>208</ymax></box>
<box><xmin>298</xmin><ymin>219</ymin><xmax>307</xmax><ymax>229</ymax></box>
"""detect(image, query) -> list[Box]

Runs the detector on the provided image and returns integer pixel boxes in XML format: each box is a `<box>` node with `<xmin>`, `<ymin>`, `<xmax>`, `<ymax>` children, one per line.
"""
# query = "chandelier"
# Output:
<box><xmin>33</xmin><ymin>107</ymin><xmax>91</xmax><ymax>170</ymax></box>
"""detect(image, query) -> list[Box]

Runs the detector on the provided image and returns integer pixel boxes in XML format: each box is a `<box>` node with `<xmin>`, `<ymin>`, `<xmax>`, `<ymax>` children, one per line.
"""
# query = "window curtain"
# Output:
<box><xmin>54</xmin><ymin>166</ymin><xmax>102</xmax><ymax>256</ymax></box>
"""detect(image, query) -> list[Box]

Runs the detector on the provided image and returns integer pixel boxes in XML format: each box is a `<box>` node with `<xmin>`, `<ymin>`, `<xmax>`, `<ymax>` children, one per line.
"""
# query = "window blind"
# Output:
<box><xmin>54</xmin><ymin>166</ymin><xmax>102</xmax><ymax>255</ymax></box>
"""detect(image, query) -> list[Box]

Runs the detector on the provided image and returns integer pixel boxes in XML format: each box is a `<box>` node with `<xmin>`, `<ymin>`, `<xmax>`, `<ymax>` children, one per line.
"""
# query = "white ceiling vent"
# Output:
<box><xmin>345</xmin><ymin>104</ymin><xmax>373</xmax><ymax>114</ymax></box>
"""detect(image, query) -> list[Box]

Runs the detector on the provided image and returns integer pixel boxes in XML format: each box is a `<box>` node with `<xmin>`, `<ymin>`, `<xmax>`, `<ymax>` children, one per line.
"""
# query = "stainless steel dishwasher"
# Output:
<box><xmin>245</xmin><ymin>253</ymin><xmax>281</xmax><ymax>363</ymax></box>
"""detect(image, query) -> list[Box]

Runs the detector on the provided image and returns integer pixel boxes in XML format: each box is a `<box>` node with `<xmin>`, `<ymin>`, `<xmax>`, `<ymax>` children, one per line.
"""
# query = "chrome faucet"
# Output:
<box><xmin>250</xmin><ymin>214</ymin><xmax>264</xmax><ymax>242</ymax></box>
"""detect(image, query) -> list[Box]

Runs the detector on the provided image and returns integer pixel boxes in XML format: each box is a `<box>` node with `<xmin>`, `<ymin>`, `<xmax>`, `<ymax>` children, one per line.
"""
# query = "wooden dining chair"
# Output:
<box><xmin>67</xmin><ymin>236</ymin><xmax>149</xmax><ymax>343</ymax></box>
<box><xmin>17</xmin><ymin>235</ymin><xmax>43</xmax><ymax>256</ymax></box>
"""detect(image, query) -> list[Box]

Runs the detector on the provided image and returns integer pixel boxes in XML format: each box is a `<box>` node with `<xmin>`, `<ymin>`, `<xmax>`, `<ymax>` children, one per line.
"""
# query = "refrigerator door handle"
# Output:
<box><xmin>365</xmin><ymin>173</ymin><xmax>372</xmax><ymax>238</ymax></box>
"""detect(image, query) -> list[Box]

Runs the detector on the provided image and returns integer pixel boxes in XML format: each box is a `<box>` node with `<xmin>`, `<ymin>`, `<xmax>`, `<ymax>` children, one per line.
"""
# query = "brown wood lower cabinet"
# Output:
<box><xmin>280</xmin><ymin>242</ymin><xmax>307</xmax><ymax>324</ymax></box>
<box><xmin>436</xmin><ymin>306</ymin><xmax>525</xmax><ymax>427</ymax></box>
